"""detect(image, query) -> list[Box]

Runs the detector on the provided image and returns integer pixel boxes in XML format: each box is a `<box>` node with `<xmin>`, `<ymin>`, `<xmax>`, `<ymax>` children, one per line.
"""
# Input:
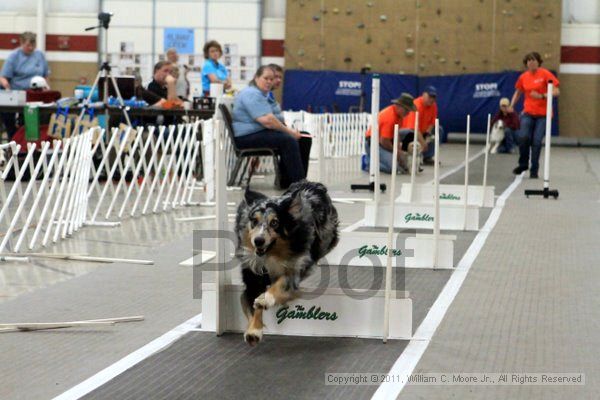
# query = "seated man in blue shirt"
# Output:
<box><xmin>0</xmin><ymin>31</ymin><xmax>49</xmax><ymax>139</ymax></box>
<box><xmin>232</xmin><ymin>65</ymin><xmax>311</xmax><ymax>189</ymax></box>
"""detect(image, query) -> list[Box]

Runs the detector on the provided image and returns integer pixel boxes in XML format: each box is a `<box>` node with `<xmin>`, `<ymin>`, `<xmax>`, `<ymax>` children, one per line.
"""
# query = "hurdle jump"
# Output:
<box><xmin>199</xmin><ymin>120</ymin><xmax>413</xmax><ymax>340</ymax></box>
<box><xmin>398</xmin><ymin>114</ymin><xmax>495</xmax><ymax>208</ymax></box>
<box><xmin>362</xmin><ymin>113</ymin><xmax>480</xmax><ymax>232</ymax></box>
<box><xmin>326</xmin><ymin>121</ymin><xmax>456</xmax><ymax>269</ymax></box>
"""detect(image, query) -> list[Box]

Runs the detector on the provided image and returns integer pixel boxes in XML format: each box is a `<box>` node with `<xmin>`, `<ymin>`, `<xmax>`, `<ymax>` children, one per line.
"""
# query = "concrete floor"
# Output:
<box><xmin>1</xmin><ymin>143</ymin><xmax>599</xmax><ymax>399</ymax></box>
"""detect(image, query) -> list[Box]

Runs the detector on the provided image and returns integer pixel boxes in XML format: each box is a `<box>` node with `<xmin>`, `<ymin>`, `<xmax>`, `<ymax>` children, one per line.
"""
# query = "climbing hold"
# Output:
<box><xmin>509</xmin><ymin>45</ymin><xmax>518</xmax><ymax>52</ymax></box>
<box><xmin>357</xmin><ymin>22</ymin><xmax>365</xmax><ymax>29</ymax></box>
<box><xmin>405</xmin><ymin>48</ymin><xmax>415</xmax><ymax>57</ymax></box>
<box><xmin>344</xmin><ymin>56</ymin><xmax>352</xmax><ymax>63</ymax></box>
<box><xmin>312</xmin><ymin>15</ymin><xmax>320</xmax><ymax>21</ymax></box>
<box><xmin>332</xmin><ymin>7</ymin><xmax>339</xmax><ymax>14</ymax></box>
<box><xmin>346</xmin><ymin>8</ymin><xmax>353</xmax><ymax>15</ymax></box>
<box><xmin>433</xmin><ymin>36</ymin><xmax>440</xmax><ymax>44</ymax></box>
<box><xmin>456</xmin><ymin>15</ymin><xmax>463</xmax><ymax>23</ymax></box>
<box><xmin>436</xmin><ymin>8</ymin><xmax>442</xmax><ymax>16</ymax></box>
<box><xmin>400</xmin><ymin>15</ymin><xmax>407</xmax><ymax>21</ymax></box>
<box><xmin>439</xmin><ymin>57</ymin><xmax>447</xmax><ymax>64</ymax></box>
<box><xmin>297</xmin><ymin>49</ymin><xmax>305</xmax><ymax>56</ymax></box>
<box><xmin>366</xmin><ymin>36</ymin><xmax>372</xmax><ymax>44</ymax></box>
<box><xmin>380</xmin><ymin>15</ymin><xmax>388</xmax><ymax>22</ymax></box>
<box><xmin>366</xmin><ymin>2</ymin><xmax>374</xmax><ymax>7</ymax></box>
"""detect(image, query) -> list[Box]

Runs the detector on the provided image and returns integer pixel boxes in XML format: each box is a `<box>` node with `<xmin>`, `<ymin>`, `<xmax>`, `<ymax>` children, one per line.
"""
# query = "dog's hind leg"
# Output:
<box><xmin>490</xmin><ymin>142</ymin><xmax>500</xmax><ymax>154</ymax></box>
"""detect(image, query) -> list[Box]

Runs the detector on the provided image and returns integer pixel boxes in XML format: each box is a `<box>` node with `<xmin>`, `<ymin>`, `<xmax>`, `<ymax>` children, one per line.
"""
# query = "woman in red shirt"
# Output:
<box><xmin>509</xmin><ymin>52</ymin><xmax>560</xmax><ymax>179</ymax></box>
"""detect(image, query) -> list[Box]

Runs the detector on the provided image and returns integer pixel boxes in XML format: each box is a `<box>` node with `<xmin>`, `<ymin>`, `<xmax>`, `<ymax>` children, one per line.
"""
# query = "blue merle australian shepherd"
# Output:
<box><xmin>235</xmin><ymin>180</ymin><xmax>339</xmax><ymax>346</ymax></box>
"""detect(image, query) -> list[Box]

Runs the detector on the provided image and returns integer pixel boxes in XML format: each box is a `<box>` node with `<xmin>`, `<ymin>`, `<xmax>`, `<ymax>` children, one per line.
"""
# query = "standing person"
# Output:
<box><xmin>232</xmin><ymin>66</ymin><xmax>310</xmax><ymax>189</ymax></box>
<box><xmin>491</xmin><ymin>97</ymin><xmax>520</xmax><ymax>154</ymax></box>
<box><xmin>510</xmin><ymin>51</ymin><xmax>559</xmax><ymax>179</ymax></box>
<box><xmin>365</xmin><ymin>93</ymin><xmax>417</xmax><ymax>174</ymax></box>
<box><xmin>400</xmin><ymin>85</ymin><xmax>444</xmax><ymax>165</ymax></box>
<box><xmin>201</xmin><ymin>40</ymin><xmax>231</xmax><ymax>96</ymax></box>
<box><xmin>165</xmin><ymin>47</ymin><xmax>189</xmax><ymax>99</ymax></box>
<box><xmin>0</xmin><ymin>32</ymin><xmax>49</xmax><ymax>139</ymax></box>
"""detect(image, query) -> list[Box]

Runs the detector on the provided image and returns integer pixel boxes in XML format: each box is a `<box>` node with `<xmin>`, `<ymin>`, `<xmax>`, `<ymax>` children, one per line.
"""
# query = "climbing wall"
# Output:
<box><xmin>285</xmin><ymin>0</ymin><xmax>561</xmax><ymax>75</ymax></box>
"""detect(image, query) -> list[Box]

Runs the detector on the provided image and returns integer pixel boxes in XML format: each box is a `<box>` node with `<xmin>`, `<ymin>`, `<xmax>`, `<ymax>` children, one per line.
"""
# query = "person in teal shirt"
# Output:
<box><xmin>201</xmin><ymin>40</ymin><xmax>231</xmax><ymax>96</ymax></box>
<box><xmin>0</xmin><ymin>31</ymin><xmax>49</xmax><ymax>139</ymax></box>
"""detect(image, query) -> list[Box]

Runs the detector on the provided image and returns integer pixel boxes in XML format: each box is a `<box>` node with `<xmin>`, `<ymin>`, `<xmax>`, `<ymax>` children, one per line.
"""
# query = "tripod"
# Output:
<box><xmin>73</xmin><ymin>12</ymin><xmax>132</xmax><ymax>135</ymax></box>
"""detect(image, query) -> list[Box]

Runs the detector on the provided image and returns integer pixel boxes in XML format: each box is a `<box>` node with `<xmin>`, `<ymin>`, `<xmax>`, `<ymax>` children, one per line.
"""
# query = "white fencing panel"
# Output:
<box><xmin>0</xmin><ymin>131</ymin><xmax>93</xmax><ymax>253</ymax></box>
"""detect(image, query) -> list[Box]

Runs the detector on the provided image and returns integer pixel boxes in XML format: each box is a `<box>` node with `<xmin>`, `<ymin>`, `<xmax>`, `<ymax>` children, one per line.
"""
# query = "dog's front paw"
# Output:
<box><xmin>244</xmin><ymin>328</ymin><xmax>263</xmax><ymax>346</ymax></box>
<box><xmin>254</xmin><ymin>292</ymin><xmax>276</xmax><ymax>309</ymax></box>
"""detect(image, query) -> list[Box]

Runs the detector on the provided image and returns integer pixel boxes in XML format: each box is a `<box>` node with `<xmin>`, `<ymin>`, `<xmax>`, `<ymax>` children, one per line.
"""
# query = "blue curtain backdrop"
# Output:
<box><xmin>282</xmin><ymin>70</ymin><xmax>559</xmax><ymax>135</ymax></box>
<box><xmin>281</xmin><ymin>70</ymin><xmax>418</xmax><ymax>115</ymax></box>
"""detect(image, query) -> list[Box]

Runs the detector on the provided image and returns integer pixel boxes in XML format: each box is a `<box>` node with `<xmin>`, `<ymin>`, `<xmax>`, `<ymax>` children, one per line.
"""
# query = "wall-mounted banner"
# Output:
<box><xmin>283</xmin><ymin>70</ymin><xmax>559</xmax><ymax>135</ymax></box>
<box><xmin>164</xmin><ymin>28</ymin><xmax>194</xmax><ymax>54</ymax></box>
<box><xmin>283</xmin><ymin>70</ymin><xmax>418</xmax><ymax>114</ymax></box>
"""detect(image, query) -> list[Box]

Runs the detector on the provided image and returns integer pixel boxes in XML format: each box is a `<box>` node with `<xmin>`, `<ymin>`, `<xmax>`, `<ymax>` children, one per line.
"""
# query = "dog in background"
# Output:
<box><xmin>235</xmin><ymin>180</ymin><xmax>339</xmax><ymax>346</ymax></box>
<box><xmin>0</xmin><ymin>147</ymin><xmax>6</xmax><ymax>171</ymax></box>
<box><xmin>489</xmin><ymin>120</ymin><xmax>505</xmax><ymax>154</ymax></box>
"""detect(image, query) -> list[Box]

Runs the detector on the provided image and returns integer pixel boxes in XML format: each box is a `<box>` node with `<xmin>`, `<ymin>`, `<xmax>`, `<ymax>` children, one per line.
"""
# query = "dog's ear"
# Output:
<box><xmin>244</xmin><ymin>187</ymin><xmax>267</xmax><ymax>206</ymax></box>
<box><xmin>280</xmin><ymin>191</ymin><xmax>303</xmax><ymax>218</ymax></box>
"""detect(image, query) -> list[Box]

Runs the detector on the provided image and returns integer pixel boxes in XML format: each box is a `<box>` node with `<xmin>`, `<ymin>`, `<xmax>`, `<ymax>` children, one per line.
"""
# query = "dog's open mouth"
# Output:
<box><xmin>254</xmin><ymin>240</ymin><xmax>276</xmax><ymax>257</ymax></box>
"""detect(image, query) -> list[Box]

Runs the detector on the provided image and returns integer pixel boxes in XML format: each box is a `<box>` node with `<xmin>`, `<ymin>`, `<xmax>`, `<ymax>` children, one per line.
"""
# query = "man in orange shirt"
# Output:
<box><xmin>509</xmin><ymin>52</ymin><xmax>559</xmax><ymax>179</ymax></box>
<box><xmin>401</xmin><ymin>86</ymin><xmax>443</xmax><ymax>165</ymax></box>
<box><xmin>365</xmin><ymin>93</ymin><xmax>416</xmax><ymax>173</ymax></box>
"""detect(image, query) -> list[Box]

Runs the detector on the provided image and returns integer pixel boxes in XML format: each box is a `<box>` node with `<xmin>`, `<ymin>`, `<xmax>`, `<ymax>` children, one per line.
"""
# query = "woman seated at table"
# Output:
<box><xmin>232</xmin><ymin>66</ymin><xmax>311</xmax><ymax>189</ymax></box>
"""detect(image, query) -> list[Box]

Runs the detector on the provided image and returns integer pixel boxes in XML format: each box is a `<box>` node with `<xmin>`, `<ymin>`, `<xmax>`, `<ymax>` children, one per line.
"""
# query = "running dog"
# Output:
<box><xmin>489</xmin><ymin>120</ymin><xmax>505</xmax><ymax>154</ymax></box>
<box><xmin>235</xmin><ymin>180</ymin><xmax>339</xmax><ymax>346</ymax></box>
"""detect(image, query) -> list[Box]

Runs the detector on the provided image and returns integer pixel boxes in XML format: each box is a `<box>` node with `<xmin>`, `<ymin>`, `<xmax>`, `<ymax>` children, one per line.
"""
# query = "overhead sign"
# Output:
<box><xmin>163</xmin><ymin>28</ymin><xmax>194</xmax><ymax>54</ymax></box>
